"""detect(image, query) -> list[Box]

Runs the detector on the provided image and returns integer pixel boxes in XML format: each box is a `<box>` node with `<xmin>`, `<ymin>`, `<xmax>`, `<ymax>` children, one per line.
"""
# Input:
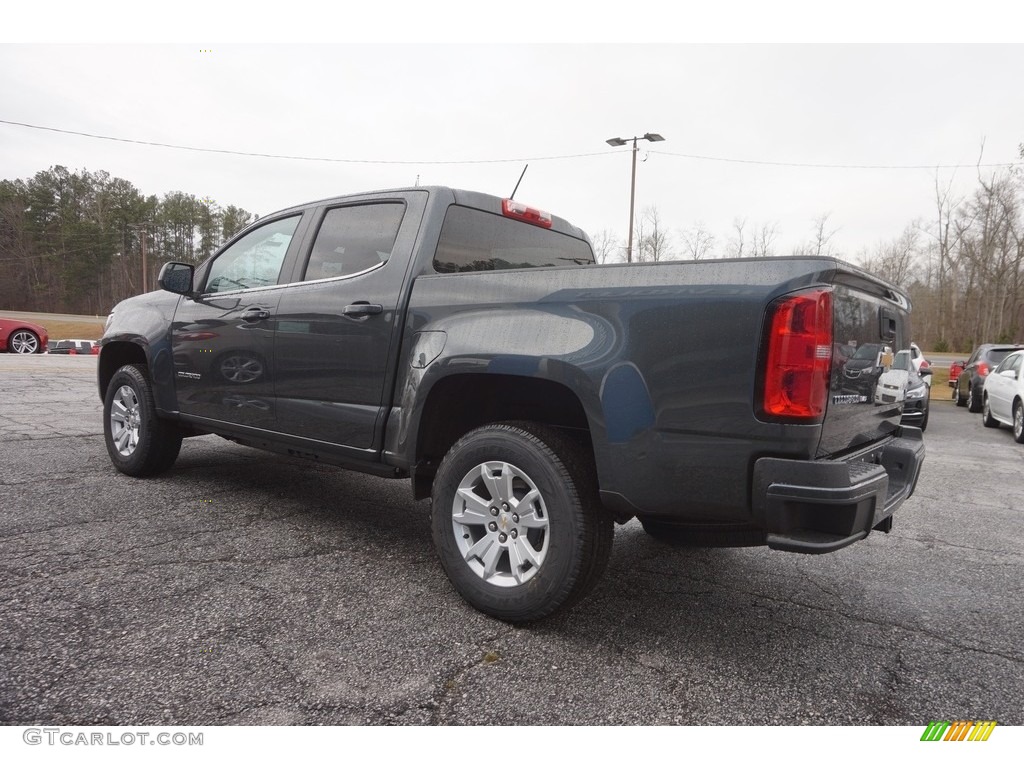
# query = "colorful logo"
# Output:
<box><xmin>921</xmin><ymin>721</ymin><xmax>997</xmax><ymax>742</ymax></box>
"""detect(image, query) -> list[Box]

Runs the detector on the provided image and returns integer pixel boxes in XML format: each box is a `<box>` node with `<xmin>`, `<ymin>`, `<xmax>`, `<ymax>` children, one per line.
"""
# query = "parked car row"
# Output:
<box><xmin>0</xmin><ymin>318</ymin><xmax>103</xmax><ymax>357</ymax></box>
<box><xmin>981</xmin><ymin>349</ymin><xmax>1024</xmax><ymax>442</ymax></box>
<box><xmin>953</xmin><ymin>343</ymin><xmax>1024</xmax><ymax>412</ymax></box>
<box><xmin>942</xmin><ymin>341</ymin><xmax>1024</xmax><ymax>443</ymax></box>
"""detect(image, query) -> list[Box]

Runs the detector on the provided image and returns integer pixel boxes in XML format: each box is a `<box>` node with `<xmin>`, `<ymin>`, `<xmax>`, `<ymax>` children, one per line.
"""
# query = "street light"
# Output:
<box><xmin>605</xmin><ymin>132</ymin><xmax>665</xmax><ymax>263</ymax></box>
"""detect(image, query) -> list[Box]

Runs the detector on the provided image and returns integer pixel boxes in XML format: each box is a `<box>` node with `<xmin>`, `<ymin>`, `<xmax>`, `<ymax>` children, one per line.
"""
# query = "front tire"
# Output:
<box><xmin>9</xmin><ymin>329</ymin><xmax>40</xmax><ymax>354</ymax></box>
<box><xmin>103</xmin><ymin>364</ymin><xmax>183</xmax><ymax>476</ymax></box>
<box><xmin>967</xmin><ymin>383</ymin><xmax>982</xmax><ymax>413</ymax></box>
<box><xmin>1014</xmin><ymin>401</ymin><xmax>1024</xmax><ymax>444</ymax></box>
<box><xmin>430</xmin><ymin>422</ymin><xmax>613</xmax><ymax>622</ymax></box>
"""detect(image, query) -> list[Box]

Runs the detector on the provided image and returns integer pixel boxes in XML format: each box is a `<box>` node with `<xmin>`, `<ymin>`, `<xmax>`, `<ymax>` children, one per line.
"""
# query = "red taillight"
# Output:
<box><xmin>762</xmin><ymin>289</ymin><xmax>833</xmax><ymax>420</ymax></box>
<box><xmin>502</xmin><ymin>199</ymin><xmax>552</xmax><ymax>228</ymax></box>
<box><xmin>977</xmin><ymin>362</ymin><xmax>990</xmax><ymax>377</ymax></box>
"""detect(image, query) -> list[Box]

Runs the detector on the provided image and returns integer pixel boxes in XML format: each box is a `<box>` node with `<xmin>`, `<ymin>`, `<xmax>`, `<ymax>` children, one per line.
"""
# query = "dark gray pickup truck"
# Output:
<box><xmin>99</xmin><ymin>186</ymin><xmax>925</xmax><ymax>621</ymax></box>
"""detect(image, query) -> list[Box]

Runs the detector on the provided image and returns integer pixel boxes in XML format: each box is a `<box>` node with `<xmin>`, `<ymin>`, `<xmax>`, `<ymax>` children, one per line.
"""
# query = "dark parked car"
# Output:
<box><xmin>0</xmin><ymin>317</ymin><xmax>48</xmax><ymax>354</ymax></box>
<box><xmin>955</xmin><ymin>343</ymin><xmax>1024</xmax><ymax>412</ymax></box>
<box><xmin>893</xmin><ymin>350</ymin><xmax>929</xmax><ymax>431</ymax></box>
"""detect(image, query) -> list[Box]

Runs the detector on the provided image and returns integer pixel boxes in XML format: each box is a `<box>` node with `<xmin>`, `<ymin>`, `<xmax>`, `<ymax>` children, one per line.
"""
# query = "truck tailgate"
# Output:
<box><xmin>818</xmin><ymin>268</ymin><xmax>912</xmax><ymax>458</ymax></box>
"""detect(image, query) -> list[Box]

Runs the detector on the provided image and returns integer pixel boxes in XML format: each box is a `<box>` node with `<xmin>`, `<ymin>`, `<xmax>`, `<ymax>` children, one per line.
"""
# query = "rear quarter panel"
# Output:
<box><xmin>392</xmin><ymin>257</ymin><xmax>879</xmax><ymax>522</ymax></box>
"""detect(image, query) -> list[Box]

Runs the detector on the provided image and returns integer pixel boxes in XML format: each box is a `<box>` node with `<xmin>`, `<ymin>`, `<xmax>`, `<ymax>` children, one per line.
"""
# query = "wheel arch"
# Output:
<box><xmin>409</xmin><ymin>373</ymin><xmax>596</xmax><ymax>500</ymax></box>
<box><xmin>98</xmin><ymin>341</ymin><xmax>148</xmax><ymax>401</ymax></box>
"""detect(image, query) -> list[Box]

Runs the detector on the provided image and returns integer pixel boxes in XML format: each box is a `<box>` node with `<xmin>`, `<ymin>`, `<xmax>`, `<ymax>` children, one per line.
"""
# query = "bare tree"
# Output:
<box><xmin>861</xmin><ymin>223</ymin><xmax>921</xmax><ymax>287</ymax></box>
<box><xmin>680</xmin><ymin>222</ymin><xmax>715</xmax><ymax>260</ymax></box>
<box><xmin>725</xmin><ymin>217</ymin><xmax>747</xmax><ymax>258</ymax></box>
<box><xmin>792</xmin><ymin>212</ymin><xmax>839</xmax><ymax>256</ymax></box>
<box><xmin>637</xmin><ymin>206</ymin><xmax>672</xmax><ymax>262</ymax></box>
<box><xmin>589</xmin><ymin>228</ymin><xmax>620</xmax><ymax>264</ymax></box>
<box><xmin>751</xmin><ymin>221</ymin><xmax>779</xmax><ymax>258</ymax></box>
<box><xmin>810</xmin><ymin>212</ymin><xmax>839</xmax><ymax>256</ymax></box>
<box><xmin>919</xmin><ymin>173</ymin><xmax>966</xmax><ymax>347</ymax></box>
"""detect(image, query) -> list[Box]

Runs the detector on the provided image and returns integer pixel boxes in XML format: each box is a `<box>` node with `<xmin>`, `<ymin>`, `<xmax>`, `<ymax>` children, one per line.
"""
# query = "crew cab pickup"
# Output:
<box><xmin>98</xmin><ymin>187</ymin><xmax>925</xmax><ymax>621</ymax></box>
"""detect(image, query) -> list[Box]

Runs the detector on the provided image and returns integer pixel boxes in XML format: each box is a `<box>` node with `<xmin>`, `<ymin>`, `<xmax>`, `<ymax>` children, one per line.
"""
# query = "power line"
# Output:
<box><xmin>649</xmin><ymin>149</ymin><xmax>1022</xmax><ymax>170</ymax></box>
<box><xmin>3</xmin><ymin>117</ymin><xmax>1020</xmax><ymax>171</ymax></box>
<box><xmin>0</xmin><ymin>119</ymin><xmax>615</xmax><ymax>165</ymax></box>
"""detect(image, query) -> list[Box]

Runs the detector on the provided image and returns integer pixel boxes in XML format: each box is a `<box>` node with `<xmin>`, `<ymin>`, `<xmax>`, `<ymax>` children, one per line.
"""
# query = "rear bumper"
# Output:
<box><xmin>752</xmin><ymin>426</ymin><xmax>926</xmax><ymax>554</ymax></box>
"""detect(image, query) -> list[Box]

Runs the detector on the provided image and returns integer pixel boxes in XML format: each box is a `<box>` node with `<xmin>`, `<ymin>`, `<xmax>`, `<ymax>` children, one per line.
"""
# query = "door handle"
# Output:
<box><xmin>241</xmin><ymin>308</ymin><xmax>270</xmax><ymax>321</ymax></box>
<box><xmin>343</xmin><ymin>303</ymin><xmax>383</xmax><ymax>317</ymax></box>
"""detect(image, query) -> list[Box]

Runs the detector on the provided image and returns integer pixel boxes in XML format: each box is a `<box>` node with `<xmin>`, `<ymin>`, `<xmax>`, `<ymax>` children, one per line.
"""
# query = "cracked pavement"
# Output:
<box><xmin>1</xmin><ymin>354</ymin><xmax>1022</xmax><ymax>725</ymax></box>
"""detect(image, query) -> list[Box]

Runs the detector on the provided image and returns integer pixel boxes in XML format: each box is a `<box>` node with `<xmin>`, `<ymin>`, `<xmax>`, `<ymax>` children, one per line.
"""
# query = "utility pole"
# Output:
<box><xmin>605</xmin><ymin>132</ymin><xmax>666</xmax><ymax>263</ymax></box>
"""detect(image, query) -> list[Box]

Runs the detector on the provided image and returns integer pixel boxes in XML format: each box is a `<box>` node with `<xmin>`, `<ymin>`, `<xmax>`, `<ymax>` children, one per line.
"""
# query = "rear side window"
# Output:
<box><xmin>433</xmin><ymin>205</ymin><xmax>594</xmax><ymax>274</ymax></box>
<box><xmin>303</xmin><ymin>203</ymin><xmax>405</xmax><ymax>281</ymax></box>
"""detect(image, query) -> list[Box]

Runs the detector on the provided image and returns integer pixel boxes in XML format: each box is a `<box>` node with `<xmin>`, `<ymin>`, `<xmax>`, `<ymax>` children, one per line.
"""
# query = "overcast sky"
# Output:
<box><xmin>3</xmin><ymin>8</ymin><xmax>1023</xmax><ymax>262</ymax></box>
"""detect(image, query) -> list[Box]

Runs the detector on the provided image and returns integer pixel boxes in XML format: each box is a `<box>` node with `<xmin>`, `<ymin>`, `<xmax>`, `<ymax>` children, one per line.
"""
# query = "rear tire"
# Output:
<box><xmin>430</xmin><ymin>422</ymin><xmax>613</xmax><ymax>622</ymax></box>
<box><xmin>955</xmin><ymin>381</ymin><xmax>967</xmax><ymax>407</ymax></box>
<box><xmin>103</xmin><ymin>364</ymin><xmax>183</xmax><ymax>477</ymax></box>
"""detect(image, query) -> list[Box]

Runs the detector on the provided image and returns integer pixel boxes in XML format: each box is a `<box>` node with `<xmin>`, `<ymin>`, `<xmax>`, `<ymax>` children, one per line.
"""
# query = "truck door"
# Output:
<box><xmin>171</xmin><ymin>213</ymin><xmax>306</xmax><ymax>429</ymax></box>
<box><xmin>273</xmin><ymin>191</ymin><xmax>427</xmax><ymax>454</ymax></box>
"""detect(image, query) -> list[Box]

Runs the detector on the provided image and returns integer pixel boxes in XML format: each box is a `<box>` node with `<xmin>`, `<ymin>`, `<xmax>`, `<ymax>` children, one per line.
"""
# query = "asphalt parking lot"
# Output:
<box><xmin>1</xmin><ymin>354</ymin><xmax>1021</xmax><ymax>726</ymax></box>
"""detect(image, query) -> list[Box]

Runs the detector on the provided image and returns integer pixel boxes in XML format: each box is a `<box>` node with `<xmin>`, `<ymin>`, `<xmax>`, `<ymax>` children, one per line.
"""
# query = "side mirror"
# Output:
<box><xmin>999</xmin><ymin>369</ymin><xmax>1018</xmax><ymax>380</ymax></box>
<box><xmin>158</xmin><ymin>262</ymin><xmax>195</xmax><ymax>296</ymax></box>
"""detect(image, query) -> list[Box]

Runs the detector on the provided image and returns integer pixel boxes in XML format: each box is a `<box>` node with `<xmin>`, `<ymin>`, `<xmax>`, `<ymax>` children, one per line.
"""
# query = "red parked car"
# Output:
<box><xmin>948</xmin><ymin>359</ymin><xmax>964</xmax><ymax>396</ymax></box>
<box><xmin>0</xmin><ymin>317</ymin><xmax>49</xmax><ymax>354</ymax></box>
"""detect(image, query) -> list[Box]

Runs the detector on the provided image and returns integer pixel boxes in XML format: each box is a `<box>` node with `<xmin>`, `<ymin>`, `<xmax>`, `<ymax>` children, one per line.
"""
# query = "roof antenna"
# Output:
<box><xmin>510</xmin><ymin>164</ymin><xmax>528</xmax><ymax>200</ymax></box>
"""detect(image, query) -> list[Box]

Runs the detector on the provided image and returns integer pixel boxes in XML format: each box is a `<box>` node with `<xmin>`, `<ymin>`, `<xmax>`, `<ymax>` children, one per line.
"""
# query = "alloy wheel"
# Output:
<box><xmin>10</xmin><ymin>331</ymin><xmax>38</xmax><ymax>354</ymax></box>
<box><xmin>451</xmin><ymin>461</ymin><xmax>550</xmax><ymax>587</ymax></box>
<box><xmin>109</xmin><ymin>385</ymin><xmax>142</xmax><ymax>456</ymax></box>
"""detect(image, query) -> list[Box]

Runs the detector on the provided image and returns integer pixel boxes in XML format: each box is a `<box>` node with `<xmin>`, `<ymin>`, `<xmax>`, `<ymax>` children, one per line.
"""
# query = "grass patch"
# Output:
<box><xmin>929</xmin><ymin>366</ymin><xmax>950</xmax><ymax>389</ymax></box>
<box><xmin>42</xmin><ymin>320</ymin><xmax>105</xmax><ymax>342</ymax></box>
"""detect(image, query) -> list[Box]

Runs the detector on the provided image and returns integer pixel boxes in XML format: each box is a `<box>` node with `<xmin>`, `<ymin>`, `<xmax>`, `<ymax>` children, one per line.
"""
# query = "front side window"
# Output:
<box><xmin>204</xmin><ymin>215</ymin><xmax>301</xmax><ymax>294</ymax></box>
<box><xmin>433</xmin><ymin>205</ymin><xmax>595</xmax><ymax>274</ymax></box>
<box><xmin>302</xmin><ymin>203</ymin><xmax>405</xmax><ymax>281</ymax></box>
